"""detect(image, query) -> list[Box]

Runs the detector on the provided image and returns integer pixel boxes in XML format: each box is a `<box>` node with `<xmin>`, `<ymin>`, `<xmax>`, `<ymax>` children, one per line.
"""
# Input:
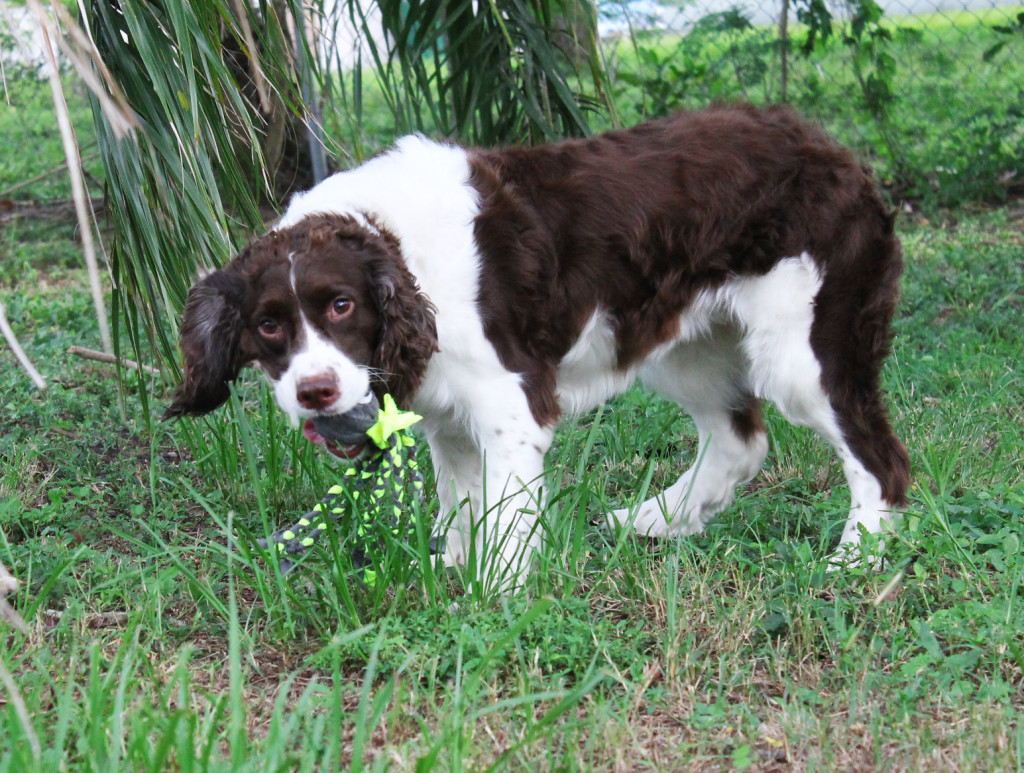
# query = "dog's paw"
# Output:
<box><xmin>439</xmin><ymin>537</ymin><xmax>465</xmax><ymax>568</ymax></box>
<box><xmin>603</xmin><ymin>507</ymin><xmax>628</xmax><ymax>532</ymax></box>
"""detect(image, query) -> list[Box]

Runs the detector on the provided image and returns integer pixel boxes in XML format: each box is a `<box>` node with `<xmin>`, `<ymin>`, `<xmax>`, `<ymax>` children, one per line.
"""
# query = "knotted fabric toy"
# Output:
<box><xmin>258</xmin><ymin>394</ymin><xmax>440</xmax><ymax>585</ymax></box>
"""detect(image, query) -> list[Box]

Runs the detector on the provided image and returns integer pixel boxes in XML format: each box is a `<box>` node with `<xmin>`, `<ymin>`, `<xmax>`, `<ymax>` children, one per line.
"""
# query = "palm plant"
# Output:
<box><xmin>74</xmin><ymin>0</ymin><xmax>608</xmax><ymax>507</ymax></box>
<box><xmin>86</xmin><ymin>0</ymin><xmax>309</xmax><ymax>393</ymax></box>
<box><xmin>86</xmin><ymin>1</ymin><xmax>605</xmax><ymax>384</ymax></box>
<box><xmin>340</xmin><ymin>0</ymin><xmax>605</xmax><ymax>144</ymax></box>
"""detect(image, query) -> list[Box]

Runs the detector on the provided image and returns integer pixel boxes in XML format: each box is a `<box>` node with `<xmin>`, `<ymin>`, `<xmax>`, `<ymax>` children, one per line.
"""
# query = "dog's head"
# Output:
<box><xmin>165</xmin><ymin>214</ymin><xmax>437</xmax><ymax>446</ymax></box>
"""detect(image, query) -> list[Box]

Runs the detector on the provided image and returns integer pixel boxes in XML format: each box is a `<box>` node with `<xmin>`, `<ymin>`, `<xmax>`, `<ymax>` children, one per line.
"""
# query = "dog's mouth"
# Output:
<box><xmin>302</xmin><ymin>391</ymin><xmax>379</xmax><ymax>460</ymax></box>
<box><xmin>302</xmin><ymin>419</ymin><xmax>366</xmax><ymax>459</ymax></box>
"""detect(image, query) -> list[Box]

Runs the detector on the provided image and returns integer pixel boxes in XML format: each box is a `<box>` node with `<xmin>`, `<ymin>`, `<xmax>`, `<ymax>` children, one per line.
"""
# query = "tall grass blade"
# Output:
<box><xmin>0</xmin><ymin>657</ymin><xmax>40</xmax><ymax>762</ymax></box>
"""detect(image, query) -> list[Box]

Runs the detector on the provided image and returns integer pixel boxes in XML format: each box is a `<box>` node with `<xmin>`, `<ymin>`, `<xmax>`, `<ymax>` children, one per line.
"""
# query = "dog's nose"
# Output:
<box><xmin>296</xmin><ymin>374</ymin><xmax>340</xmax><ymax>411</ymax></box>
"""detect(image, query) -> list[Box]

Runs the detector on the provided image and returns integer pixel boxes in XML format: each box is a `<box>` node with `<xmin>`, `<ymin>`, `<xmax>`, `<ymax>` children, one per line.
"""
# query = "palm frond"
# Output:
<box><xmin>87</xmin><ymin>0</ymin><xmax>313</xmax><ymax>380</ymax></box>
<box><xmin>82</xmin><ymin>0</ymin><xmax>608</xmax><ymax>430</ymax></box>
<box><xmin>331</xmin><ymin>0</ymin><xmax>607</xmax><ymax>145</ymax></box>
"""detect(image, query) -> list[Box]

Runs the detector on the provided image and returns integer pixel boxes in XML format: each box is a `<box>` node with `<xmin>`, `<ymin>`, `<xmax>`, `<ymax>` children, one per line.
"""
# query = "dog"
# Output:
<box><xmin>167</xmin><ymin>104</ymin><xmax>910</xmax><ymax>591</ymax></box>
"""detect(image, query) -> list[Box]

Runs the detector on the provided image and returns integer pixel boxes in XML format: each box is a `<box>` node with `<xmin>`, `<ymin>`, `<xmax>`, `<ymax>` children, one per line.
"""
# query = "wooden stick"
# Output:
<box><xmin>37</xmin><ymin>17</ymin><xmax>114</xmax><ymax>356</ymax></box>
<box><xmin>67</xmin><ymin>345</ymin><xmax>161</xmax><ymax>376</ymax></box>
<box><xmin>0</xmin><ymin>302</ymin><xmax>47</xmax><ymax>391</ymax></box>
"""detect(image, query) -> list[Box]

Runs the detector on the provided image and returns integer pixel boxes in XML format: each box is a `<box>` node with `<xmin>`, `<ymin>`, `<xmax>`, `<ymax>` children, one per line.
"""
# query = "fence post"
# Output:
<box><xmin>779</xmin><ymin>0</ymin><xmax>790</xmax><ymax>102</ymax></box>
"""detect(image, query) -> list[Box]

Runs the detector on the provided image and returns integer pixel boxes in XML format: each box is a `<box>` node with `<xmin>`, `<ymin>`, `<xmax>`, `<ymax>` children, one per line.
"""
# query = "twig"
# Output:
<box><xmin>37</xmin><ymin>0</ymin><xmax>139</xmax><ymax>139</ymax></box>
<box><xmin>0</xmin><ymin>302</ymin><xmax>47</xmax><ymax>391</ymax></box>
<box><xmin>67</xmin><ymin>345</ymin><xmax>161</xmax><ymax>376</ymax></box>
<box><xmin>85</xmin><ymin>611</ymin><xmax>129</xmax><ymax>629</ymax></box>
<box><xmin>0</xmin><ymin>197</ymin><xmax>106</xmax><ymax>224</ymax></box>
<box><xmin>40</xmin><ymin>608</ymin><xmax>129</xmax><ymax>629</ymax></box>
<box><xmin>779</xmin><ymin>0</ymin><xmax>790</xmax><ymax>102</ymax></box>
<box><xmin>230</xmin><ymin>0</ymin><xmax>272</xmax><ymax>112</ymax></box>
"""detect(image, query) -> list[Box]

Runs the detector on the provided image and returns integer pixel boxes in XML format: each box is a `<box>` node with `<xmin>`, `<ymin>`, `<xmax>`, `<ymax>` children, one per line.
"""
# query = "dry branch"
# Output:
<box><xmin>67</xmin><ymin>345</ymin><xmax>161</xmax><ymax>376</ymax></box>
<box><xmin>0</xmin><ymin>150</ymin><xmax>100</xmax><ymax>200</ymax></box>
<box><xmin>33</xmin><ymin>9</ymin><xmax>114</xmax><ymax>355</ymax></box>
<box><xmin>0</xmin><ymin>301</ymin><xmax>47</xmax><ymax>391</ymax></box>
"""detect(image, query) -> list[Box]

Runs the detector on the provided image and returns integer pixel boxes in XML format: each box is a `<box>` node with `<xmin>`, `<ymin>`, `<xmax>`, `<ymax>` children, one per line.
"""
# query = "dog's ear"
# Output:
<box><xmin>165</xmin><ymin>270</ymin><xmax>252</xmax><ymax>418</ymax></box>
<box><xmin>364</xmin><ymin>252</ymin><xmax>438</xmax><ymax>404</ymax></box>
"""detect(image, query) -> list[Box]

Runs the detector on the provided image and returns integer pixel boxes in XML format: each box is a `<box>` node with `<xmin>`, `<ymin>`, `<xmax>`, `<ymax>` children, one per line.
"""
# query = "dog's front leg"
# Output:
<box><xmin>475</xmin><ymin>423</ymin><xmax>551</xmax><ymax>593</ymax></box>
<box><xmin>423</xmin><ymin>390</ymin><xmax>552</xmax><ymax>594</ymax></box>
<box><xmin>423</xmin><ymin>422</ymin><xmax>483</xmax><ymax>569</ymax></box>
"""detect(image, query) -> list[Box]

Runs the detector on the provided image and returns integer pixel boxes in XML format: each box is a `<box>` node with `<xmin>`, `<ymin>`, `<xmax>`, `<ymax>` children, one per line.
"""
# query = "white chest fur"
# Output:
<box><xmin>555</xmin><ymin>311</ymin><xmax>640</xmax><ymax>416</ymax></box>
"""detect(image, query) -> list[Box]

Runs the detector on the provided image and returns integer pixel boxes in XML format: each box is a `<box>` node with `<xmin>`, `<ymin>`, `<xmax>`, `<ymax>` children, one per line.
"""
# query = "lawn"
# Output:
<box><xmin>2</xmin><ymin>62</ymin><xmax>1024</xmax><ymax>773</ymax></box>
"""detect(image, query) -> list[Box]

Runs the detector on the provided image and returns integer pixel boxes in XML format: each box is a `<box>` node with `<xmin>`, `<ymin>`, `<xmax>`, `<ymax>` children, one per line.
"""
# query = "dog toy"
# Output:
<box><xmin>258</xmin><ymin>393</ymin><xmax>440</xmax><ymax>585</ymax></box>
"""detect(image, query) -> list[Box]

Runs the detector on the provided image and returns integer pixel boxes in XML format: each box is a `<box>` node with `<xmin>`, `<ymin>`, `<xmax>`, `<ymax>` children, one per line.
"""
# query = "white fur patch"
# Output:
<box><xmin>556</xmin><ymin>311</ymin><xmax>639</xmax><ymax>415</ymax></box>
<box><xmin>728</xmin><ymin>255</ymin><xmax>828</xmax><ymax>424</ymax></box>
<box><xmin>278</xmin><ymin>137</ymin><xmax>552</xmax><ymax>589</ymax></box>
<box><xmin>555</xmin><ymin>258</ymin><xmax>822</xmax><ymax>417</ymax></box>
<box><xmin>278</xmin><ymin>137</ymin><xmax>494</xmax><ymax>421</ymax></box>
<box><xmin>270</xmin><ymin>316</ymin><xmax>370</xmax><ymax>425</ymax></box>
<box><xmin>278</xmin><ymin>137</ymin><xmax>481</xmax><ymax>316</ymax></box>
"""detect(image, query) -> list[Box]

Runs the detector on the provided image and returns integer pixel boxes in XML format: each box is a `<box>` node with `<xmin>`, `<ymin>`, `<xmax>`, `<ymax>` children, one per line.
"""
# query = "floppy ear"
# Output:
<box><xmin>165</xmin><ymin>270</ymin><xmax>252</xmax><ymax>418</ymax></box>
<box><xmin>364</xmin><ymin>252</ymin><xmax>438</xmax><ymax>405</ymax></box>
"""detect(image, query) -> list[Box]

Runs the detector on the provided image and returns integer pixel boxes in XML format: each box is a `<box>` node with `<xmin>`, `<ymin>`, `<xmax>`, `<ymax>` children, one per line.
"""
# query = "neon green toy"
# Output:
<box><xmin>258</xmin><ymin>394</ymin><xmax>441</xmax><ymax>584</ymax></box>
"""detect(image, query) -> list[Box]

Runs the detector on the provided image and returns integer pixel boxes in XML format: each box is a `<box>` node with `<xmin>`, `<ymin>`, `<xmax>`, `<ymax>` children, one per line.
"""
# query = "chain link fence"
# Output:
<box><xmin>594</xmin><ymin>0</ymin><xmax>1024</xmax><ymax>205</ymax></box>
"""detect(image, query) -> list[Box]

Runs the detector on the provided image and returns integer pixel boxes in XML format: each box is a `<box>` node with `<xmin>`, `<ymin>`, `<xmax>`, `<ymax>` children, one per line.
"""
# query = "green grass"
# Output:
<box><xmin>3</xmin><ymin>50</ymin><xmax>1024</xmax><ymax>771</ymax></box>
<box><xmin>4</xmin><ymin>148</ymin><xmax>1024</xmax><ymax>773</ymax></box>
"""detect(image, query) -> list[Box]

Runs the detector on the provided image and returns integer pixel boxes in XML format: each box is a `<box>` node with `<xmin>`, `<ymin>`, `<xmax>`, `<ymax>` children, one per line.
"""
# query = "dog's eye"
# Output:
<box><xmin>328</xmin><ymin>297</ymin><xmax>354</xmax><ymax>321</ymax></box>
<box><xmin>257</xmin><ymin>319</ymin><xmax>281</xmax><ymax>338</ymax></box>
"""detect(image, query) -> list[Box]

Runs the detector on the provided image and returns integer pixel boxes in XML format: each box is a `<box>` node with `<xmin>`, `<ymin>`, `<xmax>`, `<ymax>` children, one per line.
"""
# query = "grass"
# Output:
<box><xmin>0</xmin><ymin>77</ymin><xmax>103</xmax><ymax>202</ymax></box>
<box><xmin>3</xmin><ymin>62</ymin><xmax>1024</xmax><ymax>773</ymax></box>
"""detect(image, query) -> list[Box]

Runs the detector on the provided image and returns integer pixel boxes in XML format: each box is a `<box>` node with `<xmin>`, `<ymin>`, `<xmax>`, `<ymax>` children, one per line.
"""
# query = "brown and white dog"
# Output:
<box><xmin>168</xmin><ymin>104</ymin><xmax>910</xmax><ymax>590</ymax></box>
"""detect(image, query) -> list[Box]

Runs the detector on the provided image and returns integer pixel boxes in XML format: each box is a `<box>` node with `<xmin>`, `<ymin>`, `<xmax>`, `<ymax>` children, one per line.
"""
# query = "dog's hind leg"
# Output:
<box><xmin>733</xmin><ymin>252</ymin><xmax>910</xmax><ymax>559</ymax></box>
<box><xmin>608</xmin><ymin>329</ymin><xmax>769</xmax><ymax>538</ymax></box>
